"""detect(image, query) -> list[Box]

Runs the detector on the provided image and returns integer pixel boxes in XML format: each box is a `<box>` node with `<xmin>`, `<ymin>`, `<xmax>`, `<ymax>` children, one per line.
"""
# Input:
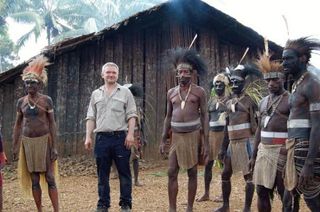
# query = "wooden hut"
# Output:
<box><xmin>0</xmin><ymin>0</ymin><xmax>282</xmax><ymax>159</ymax></box>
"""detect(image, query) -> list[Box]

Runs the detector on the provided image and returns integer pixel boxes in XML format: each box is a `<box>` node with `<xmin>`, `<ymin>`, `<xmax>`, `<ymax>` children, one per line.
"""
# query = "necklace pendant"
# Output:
<box><xmin>264</xmin><ymin>116</ymin><xmax>271</xmax><ymax>128</ymax></box>
<box><xmin>216</xmin><ymin>102</ymin><xmax>220</xmax><ymax>110</ymax></box>
<box><xmin>231</xmin><ymin>103</ymin><xmax>236</xmax><ymax>112</ymax></box>
<box><xmin>181</xmin><ymin>101</ymin><xmax>186</xmax><ymax>110</ymax></box>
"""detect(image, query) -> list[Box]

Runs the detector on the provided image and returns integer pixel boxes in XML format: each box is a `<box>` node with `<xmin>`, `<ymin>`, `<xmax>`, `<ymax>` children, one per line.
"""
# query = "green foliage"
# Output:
<box><xmin>0</xmin><ymin>25</ymin><xmax>18</xmax><ymax>72</ymax></box>
<box><xmin>245</xmin><ymin>80</ymin><xmax>267</xmax><ymax>105</ymax></box>
<box><xmin>8</xmin><ymin>0</ymin><xmax>105</xmax><ymax>46</ymax></box>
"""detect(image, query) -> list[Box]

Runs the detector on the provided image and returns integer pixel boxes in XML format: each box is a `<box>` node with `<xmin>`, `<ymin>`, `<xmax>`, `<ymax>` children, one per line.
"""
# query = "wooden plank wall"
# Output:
<box><xmin>0</xmin><ymin>20</ymin><xmax>259</xmax><ymax>160</ymax></box>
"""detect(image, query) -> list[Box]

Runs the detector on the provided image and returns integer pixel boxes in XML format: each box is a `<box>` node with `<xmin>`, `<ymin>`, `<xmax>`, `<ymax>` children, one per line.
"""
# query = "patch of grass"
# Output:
<box><xmin>149</xmin><ymin>171</ymin><xmax>167</xmax><ymax>177</ymax></box>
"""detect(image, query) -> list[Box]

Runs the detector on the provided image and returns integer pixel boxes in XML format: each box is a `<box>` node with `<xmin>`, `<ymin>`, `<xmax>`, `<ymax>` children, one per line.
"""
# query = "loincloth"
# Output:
<box><xmin>131</xmin><ymin>145</ymin><xmax>140</xmax><ymax>161</ymax></box>
<box><xmin>18</xmin><ymin>134</ymin><xmax>59</xmax><ymax>197</ymax></box>
<box><xmin>130</xmin><ymin>130</ymin><xmax>142</xmax><ymax>161</ymax></box>
<box><xmin>228</xmin><ymin>138</ymin><xmax>252</xmax><ymax>175</ymax></box>
<box><xmin>292</xmin><ymin>140</ymin><xmax>320</xmax><ymax>199</ymax></box>
<box><xmin>253</xmin><ymin>143</ymin><xmax>285</xmax><ymax>189</ymax></box>
<box><xmin>208</xmin><ymin>131</ymin><xmax>224</xmax><ymax>161</ymax></box>
<box><xmin>169</xmin><ymin>130</ymin><xmax>200</xmax><ymax>169</ymax></box>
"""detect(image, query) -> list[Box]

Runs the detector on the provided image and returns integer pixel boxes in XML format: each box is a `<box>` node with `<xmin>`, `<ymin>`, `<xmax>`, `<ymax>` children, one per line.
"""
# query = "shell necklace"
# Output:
<box><xmin>178</xmin><ymin>84</ymin><xmax>192</xmax><ymax>110</ymax></box>
<box><xmin>292</xmin><ymin>71</ymin><xmax>308</xmax><ymax>93</ymax></box>
<box><xmin>28</xmin><ymin>96</ymin><xmax>40</xmax><ymax>110</ymax></box>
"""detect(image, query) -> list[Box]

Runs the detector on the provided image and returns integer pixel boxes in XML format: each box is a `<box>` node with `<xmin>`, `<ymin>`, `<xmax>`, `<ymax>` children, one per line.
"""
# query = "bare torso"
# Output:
<box><xmin>18</xmin><ymin>94</ymin><xmax>52</xmax><ymax>137</ymax></box>
<box><xmin>260</xmin><ymin>92</ymin><xmax>290</xmax><ymax>133</ymax></box>
<box><xmin>169</xmin><ymin>84</ymin><xmax>205</xmax><ymax>122</ymax></box>
<box><xmin>227</xmin><ymin>95</ymin><xmax>254</xmax><ymax>125</ymax></box>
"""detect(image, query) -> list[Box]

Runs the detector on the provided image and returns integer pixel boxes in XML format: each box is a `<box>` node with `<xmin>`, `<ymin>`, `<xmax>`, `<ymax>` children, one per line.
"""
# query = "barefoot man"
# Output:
<box><xmin>215</xmin><ymin>64</ymin><xmax>261</xmax><ymax>212</ymax></box>
<box><xmin>12</xmin><ymin>55</ymin><xmax>59</xmax><ymax>212</ymax></box>
<box><xmin>197</xmin><ymin>73</ymin><xmax>230</xmax><ymax>202</ymax></box>
<box><xmin>283</xmin><ymin>37</ymin><xmax>320</xmax><ymax>212</ymax></box>
<box><xmin>160</xmin><ymin>48</ymin><xmax>209</xmax><ymax>212</ymax></box>
<box><xmin>249</xmin><ymin>52</ymin><xmax>290</xmax><ymax>211</ymax></box>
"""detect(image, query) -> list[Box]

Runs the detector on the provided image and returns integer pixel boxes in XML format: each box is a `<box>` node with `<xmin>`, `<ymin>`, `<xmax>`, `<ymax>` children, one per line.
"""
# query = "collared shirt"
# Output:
<box><xmin>86</xmin><ymin>83</ymin><xmax>137</xmax><ymax>132</ymax></box>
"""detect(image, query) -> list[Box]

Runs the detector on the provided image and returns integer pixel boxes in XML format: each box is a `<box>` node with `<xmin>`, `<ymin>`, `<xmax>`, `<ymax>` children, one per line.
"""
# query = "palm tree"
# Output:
<box><xmin>87</xmin><ymin>0</ymin><xmax>166</xmax><ymax>28</ymax></box>
<box><xmin>9</xmin><ymin>0</ymin><xmax>104</xmax><ymax>47</ymax></box>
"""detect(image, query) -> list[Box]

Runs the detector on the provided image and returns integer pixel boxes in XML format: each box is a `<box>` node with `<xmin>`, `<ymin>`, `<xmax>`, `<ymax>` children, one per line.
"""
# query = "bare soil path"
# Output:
<box><xmin>2</xmin><ymin>156</ymin><xmax>308</xmax><ymax>211</ymax></box>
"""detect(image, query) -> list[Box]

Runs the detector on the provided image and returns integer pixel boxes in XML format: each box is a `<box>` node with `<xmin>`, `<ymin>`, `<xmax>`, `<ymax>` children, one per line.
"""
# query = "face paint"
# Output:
<box><xmin>24</xmin><ymin>79</ymin><xmax>39</xmax><ymax>85</ymax></box>
<box><xmin>230</xmin><ymin>78</ymin><xmax>245</xmax><ymax>94</ymax></box>
<box><xmin>177</xmin><ymin>69</ymin><xmax>192</xmax><ymax>86</ymax></box>
<box><xmin>213</xmin><ymin>80</ymin><xmax>225</xmax><ymax>96</ymax></box>
<box><xmin>282</xmin><ymin>49</ymin><xmax>300</xmax><ymax>75</ymax></box>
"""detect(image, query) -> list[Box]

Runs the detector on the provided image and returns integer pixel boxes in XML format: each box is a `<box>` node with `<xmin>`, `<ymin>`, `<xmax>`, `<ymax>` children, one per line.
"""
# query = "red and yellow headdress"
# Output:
<box><xmin>21</xmin><ymin>55</ymin><xmax>50</xmax><ymax>85</ymax></box>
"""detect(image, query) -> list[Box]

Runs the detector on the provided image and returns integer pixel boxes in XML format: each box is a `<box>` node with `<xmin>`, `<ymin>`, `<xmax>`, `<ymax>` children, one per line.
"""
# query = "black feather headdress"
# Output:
<box><xmin>123</xmin><ymin>83</ymin><xmax>144</xmax><ymax>98</ymax></box>
<box><xmin>229</xmin><ymin>63</ymin><xmax>263</xmax><ymax>81</ymax></box>
<box><xmin>284</xmin><ymin>37</ymin><xmax>320</xmax><ymax>63</ymax></box>
<box><xmin>162</xmin><ymin>47</ymin><xmax>207</xmax><ymax>76</ymax></box>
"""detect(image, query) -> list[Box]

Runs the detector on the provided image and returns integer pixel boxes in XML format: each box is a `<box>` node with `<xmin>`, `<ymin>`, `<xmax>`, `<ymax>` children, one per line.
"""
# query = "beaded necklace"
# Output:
<box><xmin>292</xmin><ymin>71</ymin><xmax>308</xmax><ymax>93</ymax></box>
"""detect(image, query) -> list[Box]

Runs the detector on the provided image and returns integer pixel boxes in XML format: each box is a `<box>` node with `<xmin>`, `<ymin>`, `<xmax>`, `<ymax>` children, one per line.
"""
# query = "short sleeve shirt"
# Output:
<box><xmin>86</xmin><ymin>83</ymin><xmax>137</xmax><ymax>132</ymax></box>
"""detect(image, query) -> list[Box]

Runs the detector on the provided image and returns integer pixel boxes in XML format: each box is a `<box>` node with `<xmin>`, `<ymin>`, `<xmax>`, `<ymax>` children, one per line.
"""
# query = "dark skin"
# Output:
<box><xmin>248</xmin><ymin>76</ymin><xmax>290</xmax><ymax>212</ymax></box>
<box><xmin>159</xmin><ymin>68</ymin><xmax>209</xmax><ymax>212</ymax></box>
<box><xmin>197</xmin><ymin>80</ymin><xmax>227</xmax><ymax>202</ymax></box>
<box><xmin>12</xmin><ymin>80</ymin><xmax>59</xmax><ymax>212</ymax></box>
<box><xmin>215</xmin><ymin>78</ymin><xmax>256</xmax><ymax>212</ymax></box>
<box><xmin>282</xmin><ymin>49</ymin><xmax>320</xmax><ymax>211</ymax></box>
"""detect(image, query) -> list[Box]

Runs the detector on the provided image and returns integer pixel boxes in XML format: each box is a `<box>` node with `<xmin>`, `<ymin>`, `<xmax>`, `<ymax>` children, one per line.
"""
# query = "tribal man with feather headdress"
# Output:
<box><xmin>215</xmin><ymin>63</ymin><xmax>262</xmax><ymax>212</ymax></box>
<box><xmin>282</xmin><ymin>37</ymin><xmax>320</xmax><ymax>211</ymax></box>
<box><xmin>12</xmin><ymin>55</ymin><xmax>59</xmax><ymax>212</ymax></box>
<box><xmin>249</xmin><ymin>52</ymin><xmax>291</xmax><ymax>212</ymax></box>
<box><xmin>159</xmin><ymin>47</ymin><xmax>209</xmax><ymax>212</ymax></box>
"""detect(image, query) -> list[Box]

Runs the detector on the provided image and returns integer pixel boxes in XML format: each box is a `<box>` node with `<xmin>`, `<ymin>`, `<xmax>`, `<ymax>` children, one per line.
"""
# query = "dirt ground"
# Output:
<box><xmin>2</xmin><ymin>156</ymin><xmax>309</xmax><ymax>212</ymax></box>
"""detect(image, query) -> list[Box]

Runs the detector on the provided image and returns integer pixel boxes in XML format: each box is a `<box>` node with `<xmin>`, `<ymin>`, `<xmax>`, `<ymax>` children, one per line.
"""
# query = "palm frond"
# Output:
<box><xmin>53</xmin><ymin>14</ymin><xmax>74</xmax><ymax>31</ymax></box>
<box><xmin>245</xmin><ymin>80</ymin><xmax>267</xmax><ymax>105</ymax></box>
<box><xmin>10</xmin><ymin>11</ymin><xmax>43</xmax><ymax>24</ymax></box>
<box><xmin>16</xmin><ymin>28</ymin><xmax>36</xmax><ymax>49</ymax></box>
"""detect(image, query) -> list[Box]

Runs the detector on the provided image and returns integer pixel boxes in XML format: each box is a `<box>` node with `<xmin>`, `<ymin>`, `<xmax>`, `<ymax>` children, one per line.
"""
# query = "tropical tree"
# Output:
<box><xmin>8</xmin><ymin>0</ymin><xmax>104</xmax><ymax>47</ymax></box>
<box><xmin>0</xmin><ymin>25</ymin><xmax>18</xmax><ymax>73</ymax></box>
<box><xmin>0</xmin><ymin>0</ymin><xmax>18</xmax><ymax>72</ymax></box>
<box><xmin>86</xmin><ymin>0</ymin><xmax>166</xmax><ymax>28</ymax></box>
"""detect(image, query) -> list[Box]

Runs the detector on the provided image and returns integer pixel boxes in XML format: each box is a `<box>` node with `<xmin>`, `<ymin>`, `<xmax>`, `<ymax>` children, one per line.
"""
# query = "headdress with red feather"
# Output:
<box><xmin>21</xmin><ymin>55</ymin><xmax>50</xmax><ymax>85</ymax></box>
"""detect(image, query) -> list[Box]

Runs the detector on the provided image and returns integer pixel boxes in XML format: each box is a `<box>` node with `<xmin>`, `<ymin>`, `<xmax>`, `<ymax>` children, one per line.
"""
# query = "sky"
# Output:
<box><xmin>7</xmin><ymin>0</ymin><xmax>320</xmax><ymax>67</ymax></box>
<box><xmin>204</xmin><ymin>0</ymin><xmax>320</xmax><ymax>67</ymax></box>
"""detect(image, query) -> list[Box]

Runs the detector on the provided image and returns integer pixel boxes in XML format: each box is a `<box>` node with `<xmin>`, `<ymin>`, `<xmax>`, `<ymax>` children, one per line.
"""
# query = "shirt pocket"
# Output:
<box><xmin>95</xmin><ymin>96</ymin><xmax>106</xmax><ymax>108</ymax></box>
<box><xmin>111</xmin><ymin>97</ymin><xmax>126</xmax><ymax>113</ymax></box>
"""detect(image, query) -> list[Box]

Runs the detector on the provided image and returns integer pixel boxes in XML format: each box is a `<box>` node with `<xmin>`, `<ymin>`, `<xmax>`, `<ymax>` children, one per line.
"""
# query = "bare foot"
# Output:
<box><xmin>134</xmin><ymin>181</ymin><xmax>143</xmax><ymax>187</ymax></box>
<box><xmin>196</xmin><ymin>193</ymin><xmax>210</xmax><ymax>202</ymax></box>
<box><xmin>213</xmin><ymin>195</ymin><xmax>223</xmax><ymax>203</ymax></box>
<box><xmin>213</xmin><ymin>205</ymin><xmax>230</xmax><ymax>212</ymax></box>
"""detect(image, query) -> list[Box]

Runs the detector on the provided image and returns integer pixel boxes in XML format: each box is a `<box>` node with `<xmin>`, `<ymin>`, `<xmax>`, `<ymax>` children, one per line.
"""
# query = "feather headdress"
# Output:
<box><xmin>213</xmin><ymin>73</ymin><xmax>230</xmax><ymax>86</ymax></box>
<box><xmin>229</xmin><ymin>63</ymin><xmax>262</xmax><ymax>81</ymax></box>
<box><xmin>255</xmin><ymin>52</ymin><xmax>283</xmax><ymax>79</ymax></box>
<box><xmin>21</xmin><ymin>55</ymin><xmax>50</xmax><ymax>85</ymax></box>
<box><xmin>284</xmin><ymin>37</ymin><xmax>320</xmax><ymax>63</ymax></box>
<box><xmin>123</xmin><ymin>83</ymin><xmax>144</xmax><ymax>98</ymax></box>
<box><xmin>163</xmin><ymin>47</ymin><xmax>207</xmax><ymax>76</ymax></box>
